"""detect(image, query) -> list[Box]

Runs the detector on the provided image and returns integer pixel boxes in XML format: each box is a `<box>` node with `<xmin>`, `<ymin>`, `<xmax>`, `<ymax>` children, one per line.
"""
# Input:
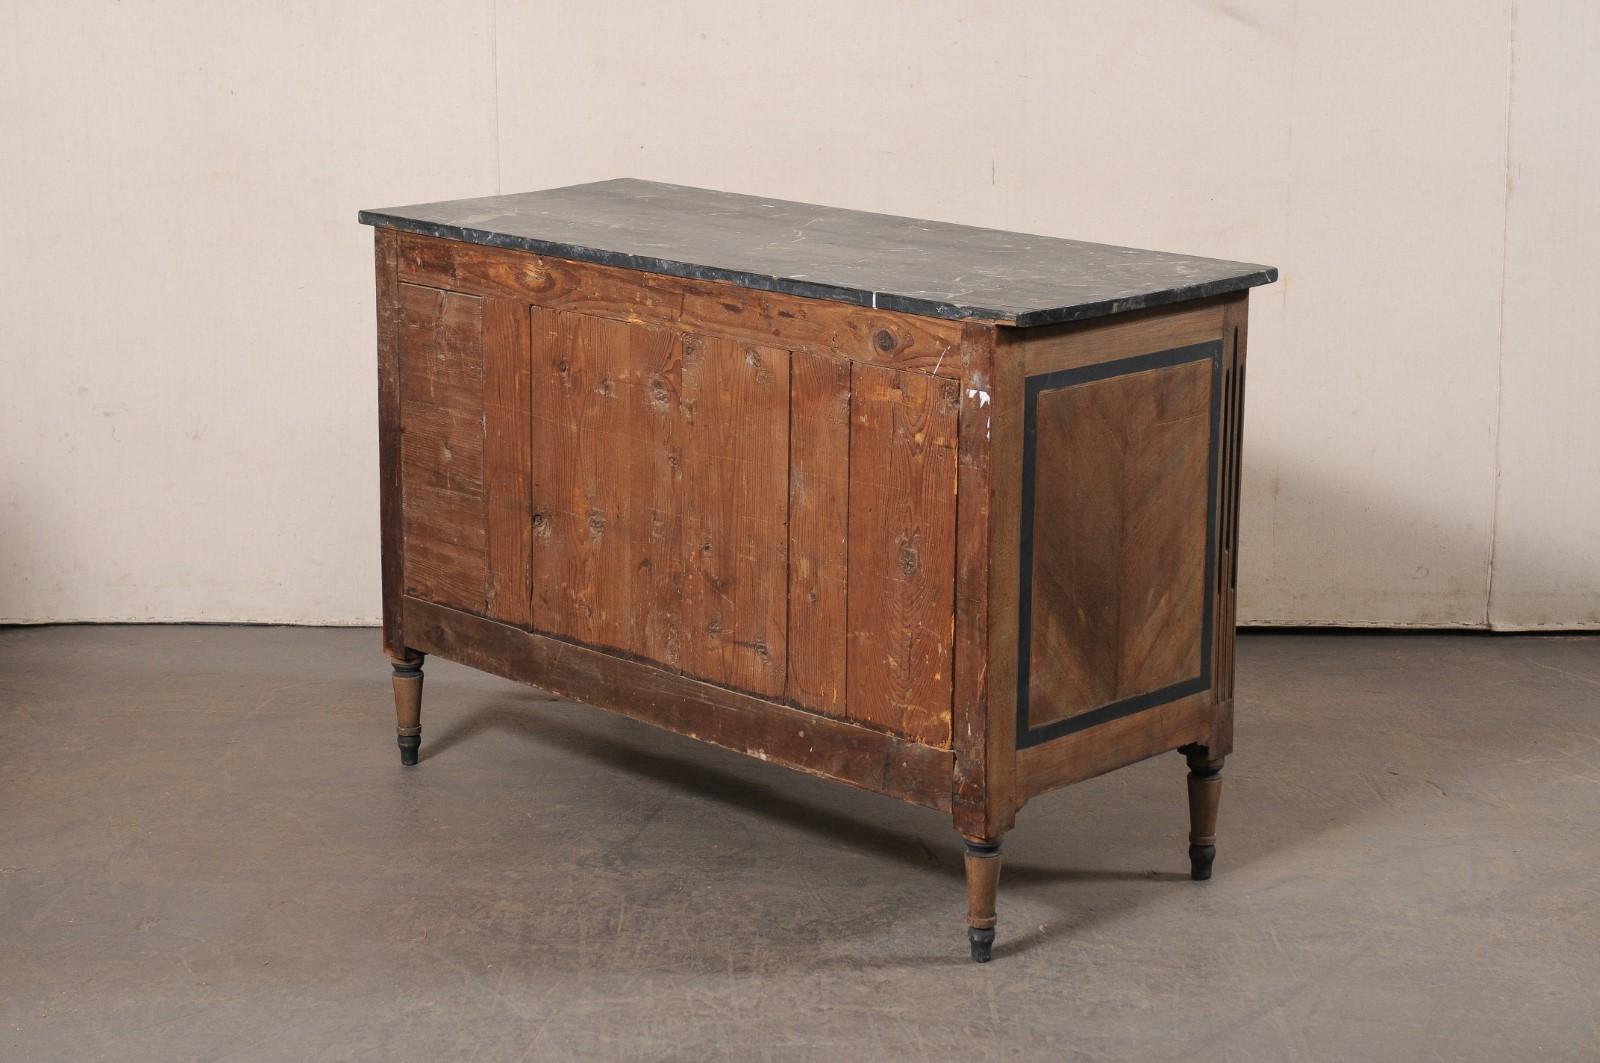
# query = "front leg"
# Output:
<box><xmin>962</xmin><ymin>836</ymin><xmax>1004</xmax><ymax>962</ymax></box>
<box><xmin>389</xmin><ymin>651</ymin><xmax>425</xmax><ymax>766</ymax></box>
<box><xmin>1181</xmin><ymin>744</ymin><xmax>1224</xmax><ymax>880</ymax></box>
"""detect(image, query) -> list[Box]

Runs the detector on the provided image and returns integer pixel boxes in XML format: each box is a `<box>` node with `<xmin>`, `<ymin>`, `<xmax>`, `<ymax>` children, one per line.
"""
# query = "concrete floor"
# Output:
<box><xmin>1</xmin><ymin>627</ymin><xmax>1597</xmax><ymax>1061</ymax></box>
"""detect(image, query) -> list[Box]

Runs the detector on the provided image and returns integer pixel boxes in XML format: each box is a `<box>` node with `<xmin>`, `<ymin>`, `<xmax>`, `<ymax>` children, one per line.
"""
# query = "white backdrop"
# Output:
<box><xmin>1</xmin><ymin>0</ymin><xmax>1595</xmax><ymax>628</ymax></box>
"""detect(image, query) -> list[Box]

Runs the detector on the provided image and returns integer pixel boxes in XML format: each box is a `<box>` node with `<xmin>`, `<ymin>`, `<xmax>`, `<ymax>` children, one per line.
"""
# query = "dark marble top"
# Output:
<box><xmin>360</xmin><ymin>179</ymin><xmax>1277</xmax><ymax>328</ymax></box>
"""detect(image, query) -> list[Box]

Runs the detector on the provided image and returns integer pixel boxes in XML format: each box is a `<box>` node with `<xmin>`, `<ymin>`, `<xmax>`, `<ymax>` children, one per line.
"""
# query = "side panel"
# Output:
<box><xmin>1003</xmin><ymin>296</ymin><xmax>1246</xmax><ymax>800</ymax></box>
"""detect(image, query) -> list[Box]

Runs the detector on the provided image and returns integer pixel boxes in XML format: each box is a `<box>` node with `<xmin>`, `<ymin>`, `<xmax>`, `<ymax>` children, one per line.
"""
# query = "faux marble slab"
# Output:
<box><xmin>360</xmin><ymin>178</ymin><xmax>1277</xmax><ymax>328</ymax></box>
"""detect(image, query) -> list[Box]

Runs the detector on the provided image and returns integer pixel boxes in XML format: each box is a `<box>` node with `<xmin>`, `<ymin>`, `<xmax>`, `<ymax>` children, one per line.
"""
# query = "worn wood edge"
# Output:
<box><xmin>403</xmin><ymin>597</ymin><xmax>955</xmax><ymax>812</ymax></box>
<box><xmin>375</xmin><ymin>229</ymin><xmax>407</xmax><ymax>658</ymax></box>
<box><xmin>1016</xmin><ymin>691</ymin><xmax>1212</xmax><ymax>798</ymax></box>
<box><xmin>1209</xmin><ymin>293</ymin><xmax>1250</xmax><ymax>756</ymax></box>
<box><xmin>951</xmin><ymin>322</ymin><xmax>1003</xmax><ymax>836</ymax></box>
<box><xmin>395</xmin><ymin>231</ymin><xmax>972</xmax><ymax>378</ymax></box>
<box><xmin>981</xmin><ymin>326</ymin><xmax>1025</xmax><ymax>833</ymax></box>
<box><xmin>998</xmin><ymin>293</ymin><xmax>1231</xmax><ymax>377</ymax></box>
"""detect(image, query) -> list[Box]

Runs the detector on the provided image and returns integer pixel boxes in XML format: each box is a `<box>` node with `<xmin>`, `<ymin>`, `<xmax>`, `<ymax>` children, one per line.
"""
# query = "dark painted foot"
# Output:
<box><xmin>1189</xmin><ymin>843</ymin><xmax>1216</xmax><ymax>881</ymax></box>
<box><xmin>389</xmin><ymin>651</ymin><xmax>424</xmax><ymax>767</ymax></box>
<box><xmin>968</xmin><ymin>926</ymin><xmax>995</xmax><ymax>963</ymax></box>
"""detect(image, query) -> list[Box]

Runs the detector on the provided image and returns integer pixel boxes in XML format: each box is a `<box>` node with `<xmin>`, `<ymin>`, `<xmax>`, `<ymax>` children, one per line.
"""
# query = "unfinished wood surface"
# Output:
<box><xmin>785</xmin><ymin>349</ymin><xmax>852</xmax><ymax>717</ymax></box>
<box><xmin>1026</xmin><ymin>358</ymin><xmax>1214</xmax><ymax>729</ymax></box>
<box><xmin>629</xmin><ymin>323</ymin><xmax>687</xmax><ymax>671</ymax></box>
<box><xmin>404</xmin><ymin>597</ymin><xmax>955</xmax><ymax>812</ymax></box>
<box><xmin>527</xmin><ymin>312</ymin><xmax>790</xmax><ymax>697</ymax></box>
<box><xmin>397</xmin><ymin>282</ymin><xmax>489</xmax><ymax>613</ymax></box>
<box><xmin>482</xmin><ymin>298</ymin><xmax>535</xmax><ymax>628</ymax></box>
<box><xmin>847</xmin><ymin>364</ymin><xmax>960</xmax><ymax>747</ymax></box>
<box><xmin>678</xmin><ymin>333</ymin><xmax>790</xmax><ymax>697</ymax></box>
<box><xmin>530</xmin><ymin>309</ymin><xmax>667</xmax><ymax>653</ymax></box>
<box><xmin>396</xmin><ymin>232</ymin><xmax>966</xmax><ymax>377</ymax></box>
<box><xmin>950</xmin><ymin>323</ymin><xmax>1002</xmax><ymax>834</ymax></box>
<box><xmin>679</xmin><ymin>287</ymin><xmax>964</xmax><ymax>377</ymax></box>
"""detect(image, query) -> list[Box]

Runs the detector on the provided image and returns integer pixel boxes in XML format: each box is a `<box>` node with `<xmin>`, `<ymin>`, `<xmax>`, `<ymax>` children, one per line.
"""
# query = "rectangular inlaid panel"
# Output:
<box><xmin>1018</xmin><ymin>341</ymin><xmax>1220</xmax><ymax>748</ymax></box>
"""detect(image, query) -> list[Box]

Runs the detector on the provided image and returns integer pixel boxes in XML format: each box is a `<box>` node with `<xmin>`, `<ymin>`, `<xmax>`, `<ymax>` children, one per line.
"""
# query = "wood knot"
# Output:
<box><xmin>897</xmin><ymin>537</ymin><xmax>920</xmax><ymax>577</ymax></box>
<box><xmin>874</xmin><ymin>328</ymin><xmax>898</xmax><ymax>353</ymax></box>
<box><xmin>587</xmin><ymin>510</ymin><xmax>607</xmax><ymax>538</ymax></box>
<box><xmin>744</xmin><ymin>347</ymin><xmax>771</xmax><ymax>382</ymax></box>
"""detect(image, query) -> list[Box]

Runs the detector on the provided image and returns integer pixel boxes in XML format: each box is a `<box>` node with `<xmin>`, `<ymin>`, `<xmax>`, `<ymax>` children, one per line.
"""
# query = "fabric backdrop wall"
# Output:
<box><xmin>2</xmin><ymin>0</ymin><xmax>1595</xmax><ymax>629</ymax></box>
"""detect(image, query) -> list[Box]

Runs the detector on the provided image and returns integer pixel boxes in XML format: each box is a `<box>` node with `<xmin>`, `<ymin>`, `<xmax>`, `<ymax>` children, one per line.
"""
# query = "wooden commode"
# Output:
<box><xmin>359</xmin><ymin>179</ymin><xmax>1277</xmax><ymax>962</ymax></box>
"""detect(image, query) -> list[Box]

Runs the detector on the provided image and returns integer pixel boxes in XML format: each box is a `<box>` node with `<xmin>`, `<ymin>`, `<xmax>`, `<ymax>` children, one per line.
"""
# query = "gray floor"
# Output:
<box><xmin>2</xmin><ymin>626</ymin><xmax>1596</xmax><ymax>1062</ymax></box>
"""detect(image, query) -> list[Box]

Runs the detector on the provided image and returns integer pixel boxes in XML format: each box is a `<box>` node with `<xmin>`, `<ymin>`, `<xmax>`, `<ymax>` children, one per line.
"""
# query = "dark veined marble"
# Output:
<box><xmin>360</xmin><ymin>178</ymin><xmax>1277</xmax><ymax>327</ymax></box>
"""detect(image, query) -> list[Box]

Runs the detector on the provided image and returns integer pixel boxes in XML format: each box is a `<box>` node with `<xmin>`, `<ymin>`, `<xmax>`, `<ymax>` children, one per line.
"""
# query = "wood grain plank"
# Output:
<box><xmin>405</xmin><ymin>596</ymin><xmax>954</xmax><ymax>812</ymax></box>
<box><xmin>785</xmin><ymin>349</ymin><xmax>852</xmax><ymax>716</ymax></box>
<box><xmin>680</xmin><ymin>334</ymin><xmax>789</xmax><ymax>696</ymax></box>
<box><xmin>399</xmin><ymin>401</ymin><xmax>484</xmax><ymax>495</ymax></box>
<box><xmin>397</xmin><ymin>283</ymin><xmax>484</xmax><ymax>408</ymax></box>
<box><xmin>402</xmin><ymin>483</ymin><xmax>488</xmax><ymax>609</ymax></box>
<box><xmin>950</xmin><ymin>323</ymin><xmax>1001</xmax><ymax>835</ymax></box>
<box><xmin>397</xmin><ymin>231</ymin><xmax>685</xmax><ymax>323</ymax></box>
<box><xmin>628</xmin><ymin>325</ymin><xmax>686</xmax><ymax>669</ymax></box>
<box><xmin>846</xmin><ymin>364</ymin><xmax>959</xmax><ymax>747</ymax></box>
<box><xmin>396</xmin><ymin>282</ymin><xmax>488</xmax><ymax>614</ymax></box>
<box><xmin>679</xmin><ymin>287</ymin><xmax>965</xmax><ymax>378</ymax></box>
<box><xmin>528</xmin><ymin>308</ymin><xmax>644</xmax><ymax>652</ymax></box>
<box><xmin>483</xmin><ymin>298</ymin><xmax>534</xmax><ymax>627</ymax></box>
<box><xmin>397</xmin><ymin>232</ymin><xmax>967</xmax><ymax>376</ymax></box>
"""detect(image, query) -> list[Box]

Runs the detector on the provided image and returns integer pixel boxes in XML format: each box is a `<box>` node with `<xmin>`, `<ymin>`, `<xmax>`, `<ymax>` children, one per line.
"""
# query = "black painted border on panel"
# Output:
<box><xmin>1016</xmin><ymin>340</ymin><xmax>1223</xmax><ymax>751</ymax></box>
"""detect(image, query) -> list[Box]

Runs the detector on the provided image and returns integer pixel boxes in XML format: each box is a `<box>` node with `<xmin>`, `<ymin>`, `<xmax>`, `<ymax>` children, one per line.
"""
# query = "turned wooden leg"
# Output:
<box><xmin>389</xmin><ymin>651</ymin><xmax>424</xmax><ymax>766</ymax></box>
<box><xmin>962</xmin><ymin>837</ymin><xmax>1003</xmax><ymax>963</ymax></box>
<box><xmin>1182</xmin><ymin>745</ymin><xmax>1224</xmax><ymax>880</ymax></box>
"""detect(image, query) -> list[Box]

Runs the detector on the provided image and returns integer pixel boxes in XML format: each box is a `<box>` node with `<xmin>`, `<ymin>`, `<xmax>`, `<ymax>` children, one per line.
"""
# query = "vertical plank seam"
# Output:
<box><xmin>531</xmin><ymin>302</ymin><xmax>544</xmax><ymax>611</ymax></box>
<box><xmin>783</xmin><ymin>349</ymin><xmax>796</xmax><ymax>704</ymax></box>
<box><xmin>843</xmin><ymin>362</ymin><xmax>856</xmax><ymax>724</ymax></box>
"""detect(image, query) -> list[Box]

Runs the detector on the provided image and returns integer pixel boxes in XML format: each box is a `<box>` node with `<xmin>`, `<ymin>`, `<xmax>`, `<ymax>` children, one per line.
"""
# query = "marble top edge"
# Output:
<box><xmin>359</xmin><ymin>179</ymin><xmax>1278</xmax><ymax>328</ymax></box>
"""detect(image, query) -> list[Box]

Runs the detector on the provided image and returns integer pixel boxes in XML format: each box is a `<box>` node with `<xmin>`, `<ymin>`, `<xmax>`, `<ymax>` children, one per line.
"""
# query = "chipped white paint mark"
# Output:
<box><xmin>966</xmin><ymin>388</ymin><xmax>991</xmax><ymax>408</ymax></box>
